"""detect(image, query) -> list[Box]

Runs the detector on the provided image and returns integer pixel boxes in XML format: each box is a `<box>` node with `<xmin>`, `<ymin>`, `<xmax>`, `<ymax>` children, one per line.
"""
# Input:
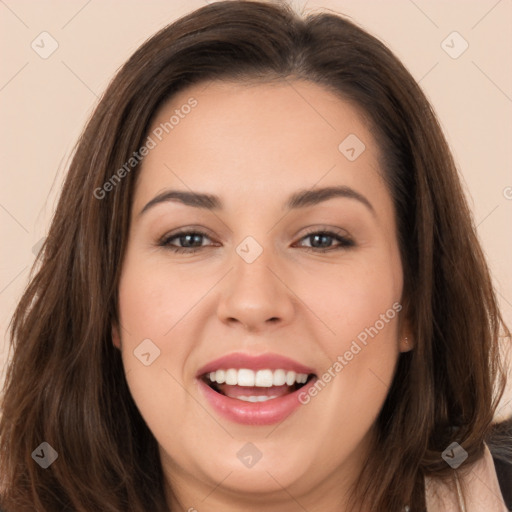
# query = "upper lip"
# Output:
<box><xmin>196</xmin><ymin>352</ymin><xmax>316</xmax><ymax>377</ymax></box>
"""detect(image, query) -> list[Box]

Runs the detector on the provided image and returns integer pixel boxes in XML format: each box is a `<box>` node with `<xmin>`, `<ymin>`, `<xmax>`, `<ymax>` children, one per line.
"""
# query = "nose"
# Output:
<box><xmin>216</xmin><ymin>244</ymin><xmax>295</xmax><ymax>333</ymax></box>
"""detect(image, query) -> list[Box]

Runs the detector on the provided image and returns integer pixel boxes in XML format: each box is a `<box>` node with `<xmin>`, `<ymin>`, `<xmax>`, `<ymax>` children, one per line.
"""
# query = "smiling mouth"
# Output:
<box><xmin>201</xmin><ymin>369</ymin><xmax>317</xmax><ymax>402</ymax></box>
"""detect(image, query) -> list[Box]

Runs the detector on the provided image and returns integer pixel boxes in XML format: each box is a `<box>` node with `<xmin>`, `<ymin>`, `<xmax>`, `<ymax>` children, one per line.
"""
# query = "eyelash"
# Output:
<box><xmin>158</xmin><ymin>228</ymin><xmax>355</xmax><ymax>254</ymax></box>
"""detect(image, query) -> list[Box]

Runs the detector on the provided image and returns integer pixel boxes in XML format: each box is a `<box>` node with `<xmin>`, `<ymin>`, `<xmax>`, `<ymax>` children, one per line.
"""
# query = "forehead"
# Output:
<box><xmin>134</xmin><ymin>79</ymin><xmax>388</xmax><ymax>215</ymax></box>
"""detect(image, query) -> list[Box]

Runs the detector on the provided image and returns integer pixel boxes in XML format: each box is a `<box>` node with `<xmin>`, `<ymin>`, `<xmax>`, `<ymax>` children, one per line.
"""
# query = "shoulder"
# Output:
<box><xmin>425</xmin><ymin>443</ymin><xmax>509</xmax><ymax>511</ymax></box>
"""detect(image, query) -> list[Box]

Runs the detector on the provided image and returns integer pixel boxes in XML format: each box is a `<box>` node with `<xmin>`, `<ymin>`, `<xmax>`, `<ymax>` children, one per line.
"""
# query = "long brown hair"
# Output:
<box><xmin>1</xmin><ymin>1</ymin><xmax>509</xmax><ymax>510</ymax></box>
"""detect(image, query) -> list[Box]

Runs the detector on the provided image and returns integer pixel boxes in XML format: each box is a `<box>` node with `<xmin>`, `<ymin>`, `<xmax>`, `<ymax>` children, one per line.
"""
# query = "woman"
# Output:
<box><xmin>0</xmin><ymin>1</ymin><xmax>510</xmax><ymax>510</ymax></box>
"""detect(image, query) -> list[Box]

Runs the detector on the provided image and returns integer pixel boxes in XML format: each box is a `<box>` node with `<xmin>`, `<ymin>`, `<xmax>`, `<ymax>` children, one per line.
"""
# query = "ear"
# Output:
<box><xmin>397</xmin><ymin>298</ymin><xmax>414</xmax><ymax>353</ymax></box>
<box><xmin>399</xmin><ymin>332</ymin><xmax>414</xmax><ymax>353</ymax></box>
<box><xmin>112</xmin><ymin>323</ymin><xmax>122</xmax><ymax>350</ymax></box>
<box><xmin>398</xmin><ymin>315</ymin><xmax>414</xmax><ymax>353</ymax></box>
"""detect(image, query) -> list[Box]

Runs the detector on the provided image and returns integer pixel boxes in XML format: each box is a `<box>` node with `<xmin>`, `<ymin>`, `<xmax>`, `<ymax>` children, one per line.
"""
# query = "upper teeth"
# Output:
<box><xmin>208</xmin><ymin>369</ymin><xmax>309</xmax><ymax>387</ymax></box>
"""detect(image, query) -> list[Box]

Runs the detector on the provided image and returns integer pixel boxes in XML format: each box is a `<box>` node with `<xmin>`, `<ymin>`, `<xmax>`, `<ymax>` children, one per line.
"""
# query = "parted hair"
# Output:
<box><xmin>0</xmin><ymin>1</ymin><xmax>509</xmax><ymax>511</ymax></box>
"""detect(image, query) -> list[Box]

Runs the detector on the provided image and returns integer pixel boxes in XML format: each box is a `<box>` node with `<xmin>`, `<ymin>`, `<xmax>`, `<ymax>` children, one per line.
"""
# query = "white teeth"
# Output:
<box><xmin>255</xmin><ymin>369</ymin><xmax>274</xmax><ymax>387</ymax></box>
<box><xmin>237</xmin><ymin>369</ymin><xmax>255</xmax><ymax>386</ymax></box>
<box><xmin>237</xmin><ymin>395</ymin><xmax>279</xmax><ymax>402</ymax></box>
<box><xmin>296</xmin><ymin>373</ymin><xmax>308</xmax><ymax>384</ymax></box>
<box><xmin>207</xmin><ymin>368</ymin><xmax>310</xmax><ymax>387</ymax></box>
<box><xmin>285</xmin><ymin>371</ymin><xmax>296</xmax><ymax>386</ymax></box>
<box><xmin>225</xmin><ymin>368</ymin><xmax>237</xmax><ymax>385</ymax></box>
<box><xmin>273</xmin><ymin>369</ymin><xmax>286</xmax><ymax>386</ymax></box>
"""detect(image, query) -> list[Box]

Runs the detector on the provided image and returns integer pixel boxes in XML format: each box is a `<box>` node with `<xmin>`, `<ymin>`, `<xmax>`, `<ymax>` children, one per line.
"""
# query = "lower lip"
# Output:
<box><xmin>197</xmin><ymin>377</ymin><xmax>317</xmax><ymax>426</ymax></box>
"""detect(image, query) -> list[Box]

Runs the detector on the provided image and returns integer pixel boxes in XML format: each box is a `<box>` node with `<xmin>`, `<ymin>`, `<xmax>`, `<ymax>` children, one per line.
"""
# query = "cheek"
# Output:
<box><xmin>304</xmin><ymin>249</ymin><xmax>402</xmax><ymax>348</ymax></box>
<box><xmin>117</xmin><ymin>254</ymin><xmax>202</xmax><ymax>340</ymax></box>
<box><xmin>116</xmin><ymin>257</ymin><xmax>204</xmax><ymax>450</ymax></box>
<box><xmin>115</xmin><ymin>255</ymin><xmax>190</xmax><ymax>398</ymax></box>
<box><xmin>277</xmin><ymin>255</ymin><xmax>402</xmax><ymax>480</ymax></box>
<box><xmin>303</xmin><ymin>248</ymin><xmax>402</xmax><ymax>411</ymax></box>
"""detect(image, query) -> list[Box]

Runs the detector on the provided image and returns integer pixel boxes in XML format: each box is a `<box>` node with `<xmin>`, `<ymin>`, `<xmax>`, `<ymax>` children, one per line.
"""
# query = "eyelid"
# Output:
<box><xmin>158</xmin><ymin>224</ymin><xmax>355</xmax><ymax>253</ymax></box>
<box><xmin>298</xmin><ymin>225</ymin><xmax>350</xmax><ymax>238</ymax></box>
<box><xmin>158</xmin><ymin>226</ymin><xmax>216</xmax><ymax>245</ymax></box>
<box><xmin>294</xmin><ymin>226</ymin><xmax>355</xmax><ymax>251</ymax></box>
<box><xmin>159</xmin><ymin>225</ymin><xmax>350</xmax><ymax>243</ymax></box>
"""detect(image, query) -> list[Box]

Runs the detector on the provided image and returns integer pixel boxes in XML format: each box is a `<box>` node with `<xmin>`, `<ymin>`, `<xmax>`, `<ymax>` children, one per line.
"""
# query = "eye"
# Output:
<box><xmin>296</xmin><ymin>229</ymin><xmax>355</xmax><ymax>252</ymax></box>
<box><xmin>159</xmin><ymin>228</ymin><xmax>354</xmax><ymax>254</ymax></box>
<box><xmin>159</xmin><ymin>229</ymin><xmax>215</xmax><ymax>253</ymax></box>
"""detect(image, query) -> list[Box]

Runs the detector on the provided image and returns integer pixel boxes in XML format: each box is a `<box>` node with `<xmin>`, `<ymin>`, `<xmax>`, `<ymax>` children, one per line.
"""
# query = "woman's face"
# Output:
<box><xmin>113</xmin><ymin>80</ymin><xmax>411</xmax><ymax>509</ymax></box>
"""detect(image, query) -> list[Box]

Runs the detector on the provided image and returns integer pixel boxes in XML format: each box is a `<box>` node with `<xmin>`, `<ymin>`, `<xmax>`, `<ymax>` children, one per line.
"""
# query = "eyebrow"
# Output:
<box><xmin>139</xmin><ymin>185</ymin><xmax>375</xmax><ymax>217</ymax></box>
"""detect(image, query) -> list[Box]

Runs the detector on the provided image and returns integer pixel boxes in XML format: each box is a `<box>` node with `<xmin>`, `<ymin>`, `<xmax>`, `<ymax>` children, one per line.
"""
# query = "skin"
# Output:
<box><xmin>113</xmin><ymin>79</ymin><xmax>412</xmax><ymax>512</ymax></box>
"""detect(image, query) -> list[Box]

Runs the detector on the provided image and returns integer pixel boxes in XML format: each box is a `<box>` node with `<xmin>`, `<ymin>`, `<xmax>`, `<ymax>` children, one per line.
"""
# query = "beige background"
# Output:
<box><xmin>1</xmin><ymin>0</ymin><xmax>511</xmax><ymax>419</ymax></box>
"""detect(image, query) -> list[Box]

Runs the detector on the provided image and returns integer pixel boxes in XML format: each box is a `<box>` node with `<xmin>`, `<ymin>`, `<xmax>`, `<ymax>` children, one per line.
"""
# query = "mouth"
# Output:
<box><xmin>201</xmin><ymin>368</ymin><xmax>316</xmax><ymax>402</ymax></box>
<box><xmin>195</xmin><ymin>353</ymin><xmax>318</xmax><ymax>425</ymax></box>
